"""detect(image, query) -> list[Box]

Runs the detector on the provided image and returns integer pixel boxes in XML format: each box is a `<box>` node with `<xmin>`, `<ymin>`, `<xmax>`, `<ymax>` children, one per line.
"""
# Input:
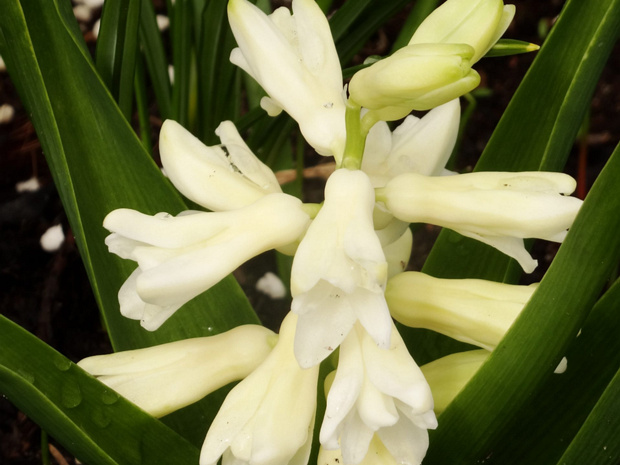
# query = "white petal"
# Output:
<box><xmin>293</xmin><ymin>280</ymin><xmax>358</xmax><ymax>368</ymax></box>
<box><xmin>377</xmin><ymin>416</ymin><xmax>430</xmax><ymax>465</ymax></box>
<box><xmin>160</xmin><ymin>119</ymin><xmax>275</xmax><ymax>211</ymax></box>
<box><xmin>455</xmin><ymin>229</ymin><xmax>538</xmax><ymax>273</ymax></box>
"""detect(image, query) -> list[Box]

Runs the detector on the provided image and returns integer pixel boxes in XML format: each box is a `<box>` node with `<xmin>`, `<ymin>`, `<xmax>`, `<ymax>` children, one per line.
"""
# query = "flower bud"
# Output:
<box><xmin>409</xmin><ymin>0</ymin><xmax>516</xmax><ymax>64</ymax></box>
<box><xmin>349</xmin><ymin>43</ymin><xmax>480</xmax><ymax>121</ymax></box>
<box><xmin>377</xmin><ymin>171</ymin><xmax>583</xmax><ymax>272</ymax></box>
<box><xmin>420</xmin><ymin>350</ymin><xmax>489</xmax><ymax>414</ymax></box>
<box><xmin>78</xmin><ymin>325</ymin><xmax>276</xmax><ymax>418</ymax></box>
<box><xmin>386</xmin><ymin>271</ymin><xmax>536</xmax><ymax>350</ymax></box>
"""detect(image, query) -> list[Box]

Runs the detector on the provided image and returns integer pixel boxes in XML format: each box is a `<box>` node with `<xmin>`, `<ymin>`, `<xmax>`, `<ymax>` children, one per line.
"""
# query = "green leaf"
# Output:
<box><xmin>0</xmin><ymin>315</ymin><xmax>200</xmax><ymax>465</ymax></box>
<box><xmin>555</xmin><ymin>363</ymin><xmax>620</xmax><ymax>464</ymax></box>
<box><xmin>196</xmin><ymin>0</ymin><xmax>241</xmax><ymax>143</ymax></box>
<box><xmin>0</xmin><ymin>0</ymin><xmax>258</xmax><ymax>444</ymax></box>
<box><xmin>170</xmin><ymin>0</ymin><xmax>194</xmax><ymax>127</ymax></box>
<box><xmin>332</xmin><ymin>0</ymin><xmax>411</xmax><ymax>64</ymax></box>
<box><xmin>96</xmin><ymin>0</ymin><xmax>142</xmax><ymax>120</ymax></box>
<box><xmin>474</xmin><ymin>277</ymin><xmax>620</xmax><ymax>464</ymax></box>
<box><xmin>424</xmin><ymin>138</ymin><xmax>620</xmax><ymax>463</ymax></box>
<box><xmin>139</xmin><ymin>0</ymin><xmax>172</xmax><ymax>120</ymax></box>
<box><xmin>390</xmin><ymin>0</ymin><xmax>439</xmax><ymax>52</ymax></box>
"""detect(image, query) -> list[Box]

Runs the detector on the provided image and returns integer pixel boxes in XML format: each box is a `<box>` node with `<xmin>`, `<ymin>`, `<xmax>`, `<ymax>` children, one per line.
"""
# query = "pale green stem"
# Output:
<box><xmin>301</xmin><ymin>202</ymin><xmax>323</xmax><ymax>219</ymax></box>
<box><xmin>340</xmin><ymin>99</ymin><xmax>367</xmax><ymax>170</ymax></box>
<box><xmin>375</xmin><ymin>187</ymin><xmax>387</xmax><ymax>203</ymax></box>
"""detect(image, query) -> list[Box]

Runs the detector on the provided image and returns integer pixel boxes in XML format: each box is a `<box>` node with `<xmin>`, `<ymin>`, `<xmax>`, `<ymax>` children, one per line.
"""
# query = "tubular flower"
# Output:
<box><xmin>104</xmin><ymin>194</ymin><xmax>311</xmax><ymax>330</ymax></box>
<box><xmin>320</xmin><ymin>323</ymin><xmax>437</xmax><ymax>465</ymax></box>
<box><xmin>159</xmin><ymin>119</ymin><xmax>281</xmax><ymax>212</ymax></box>
<box><xmin>409</xmin><ymin>0</ymin><xmax>516</xmax><ymax>64</ymax></box>
<box><xmin>377</xmin><ymin>171</ymin><xmax>583</xmax><ymax>272</ymax></box>
<box><xmin>290</xmin><ymin>169</ymin><xmax>390</xmax><ymax>368</ymax></box>
<box><xmin>200</xmin><ymin>313</ymin><xmax>319</xmax><ymax>465</ymax></box>
<box><xmin>386</xmin><ymin>271</ymin><xmax>537</xmax><ymax>351</ymax></box>
<box><xmin>348</xmin><ymin>43</ymin><xmax>479</xmax><ymax>121</ymax></box>
<box><xmin>78</xmin><ymin>325</ymin><xmax>276</xmax><ymax>418</ymax></box>
<box><xmin>420</xmin><ymin>350</ymin><xmax>490</xmax><ymax>414</ymax></box>
<box><xmin>228</xmin><ymin>0</ymin><xmax>346</xmax><ymax>158</ymax></box>
<box><xmin>361</xmin><ymin>98</ymin><xmax>461</xmax><ymax>187</ymax></box>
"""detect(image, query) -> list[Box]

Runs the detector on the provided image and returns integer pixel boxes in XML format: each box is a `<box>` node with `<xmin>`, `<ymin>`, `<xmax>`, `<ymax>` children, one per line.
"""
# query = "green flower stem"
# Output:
<box><xmin>374</xmin><ymin>188</ymin><xmax>387</xmax><ymax>203</ymax></box>
<box><xmin>340</xmin><ymin>99</ymin><xmax>366</xmax><ymax>170</ymax></box>
<box><xmin>301</xmin><ymin>202</ymin><xmax>323</xmax><ymax>219</ymax></box>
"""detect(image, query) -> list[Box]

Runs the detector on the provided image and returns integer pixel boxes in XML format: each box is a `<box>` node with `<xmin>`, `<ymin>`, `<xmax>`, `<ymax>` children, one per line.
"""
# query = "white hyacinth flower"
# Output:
<box><xmin>290</xmin><ymin>169</ymin><xmax>390</xmax><ymax>368</ymax></box>
<box><xmin>377</xmin><ymin>171</ymin><xmax>583</xmax><ymax>272</ymax></box>
<box><xmin>200</xmin><ymin>313</ymin><xmax>319</xmax><ymax>465</ymax></box>
<box><xmin>386</xmin><ymin>271</ymin><xmax>537</xmax><ymax>351</ymax></box>
<box><xmin>104</xmin><ymin>193</ymin><xmax>311</xmax><ymax>330</ymax></box>
<box><xmin>321</xmin><ymin>323</ymin><xmax>437</xmax><ymax>465</ymax></box>
<box><xmin>409</xmin><ymin>0</ymin><xmax>516</xmax><ymax>64</ymax></box>
<box><xmin>361</xmin><ymin>98</ymin><xmax>461</xmax><ymax>187</ymax></box>
<box><xmin>160</xmin><ymin>119</ymin><xmax>281</xmax><ymax>212</ymax></box>
<box><xmin>228</xmin><ymin>0</ymin><xmax>346</xmax><ymax>158</ymax></box>
<box><xmin>78</xmin><ymin>325</ymin><xmax>276</xmax><ymax>418</ymax></box>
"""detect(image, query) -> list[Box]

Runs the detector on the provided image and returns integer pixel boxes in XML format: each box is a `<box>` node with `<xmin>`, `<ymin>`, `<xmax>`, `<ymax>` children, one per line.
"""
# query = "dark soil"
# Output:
<box><xmin>1</xmin><ymin>0</ymin><xmax>618</xmax><ymax>463</ymax></box>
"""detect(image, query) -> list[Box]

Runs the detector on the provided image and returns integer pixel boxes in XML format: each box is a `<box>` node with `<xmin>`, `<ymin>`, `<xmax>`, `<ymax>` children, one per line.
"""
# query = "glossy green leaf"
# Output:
<box><xmin>424</xmin><ymin>138</ymin><xmax>620</xmax><ymax>463</ymax></box>
<box><xmin>139</xmin><ymin>0</ymin><xmax>172</xmax><ymax>120</ymax></box>
<box><xmin>170</xmin><ymin>0</ymin><xmax>194</xmax><ymax>127</ymax></box>
<box><xmin>196</xmin><ymin>0</ymin><xmax>241</xmax><ymax>143</ymax></box>
<box><xmin>332</xmin><ymin>0</ymin><xmax>411</xmax><ymax>64</ymax></box>
<box><xmin>0</xmin><ymin>0</ymin><xmax>258</xmax><ymax>444</ymax></box>
<box><xmin>96</xmin><ymin>0</ymin><xmax>142</xmax><ymax>119</ymax></box>
<box><xmin>422</xmin><ymin>0</ymin><xmax>620</xmax><ymax>283</ymax></box>
<box><xmin>555</xmin><ymin>364</ymin><xmax>620</xmax><ymax>464</ymax></box>
<box><xmin>0</xmin><ymin>315</ymin><xmax>200</xmax><ymax>465</ymax></box>
<box><xmin>477</xmin><ymin>277</ymin><xmax>620</xmax><ymax>464</ymax></box>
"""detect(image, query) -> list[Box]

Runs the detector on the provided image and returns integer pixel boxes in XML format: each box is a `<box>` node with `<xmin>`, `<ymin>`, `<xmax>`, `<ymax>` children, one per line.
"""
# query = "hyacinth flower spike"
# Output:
<box><xmin>228</xmin><ymin>0</ymin><xmax>346</xmax><ymax>159</ymax></box>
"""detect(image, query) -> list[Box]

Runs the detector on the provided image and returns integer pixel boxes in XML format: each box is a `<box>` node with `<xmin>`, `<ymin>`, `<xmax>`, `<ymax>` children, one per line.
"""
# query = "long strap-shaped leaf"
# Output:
<box><xmin>478</xmin><ymin>278</ymin><xmax>620</xmax><ymax>464</ymax></box>
<box><xmin>96</xmin><ymin>0</ymin><xmax>141</xmax><ymax>120</ymax></box>
<box><xmin>555</xmin><ymin>362</ymin><xmax>620</xmax><ymax>464</ymax></box>
<box><xmin>424</xmin><ymin>138</ymin><xmax>620</xmax><ymax>463</ymax></box>
<box><xmin>0</xmin><ymin>315</ymin><xmax>200</xmax><ymax>465</ymax></box>
<box><xmin>0</xmin><ymin>0</ymin><xmax>258</xmax><ymax>445</ymax></box>
<box><xmin>422</xmin><ymin>0</ymin><xmax>620</xmax><ymax>282</ymax></box>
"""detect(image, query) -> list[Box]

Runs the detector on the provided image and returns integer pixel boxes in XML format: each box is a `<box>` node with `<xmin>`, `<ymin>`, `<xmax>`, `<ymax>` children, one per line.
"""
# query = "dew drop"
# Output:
<box><xmin>54</xmin><ymin>357</ymin><xmax>71</xmax><ymax>372</ymax></box>
<box><xmin>17</xmin><ymin>369</ymin><xmax>35</xmax><ymax>384</ymax></box>
<box><xmin>61</xmin><ymin>379</ymin><xmax>82</xmax><ymax>409</ymax></box>
<box><xmin>92</xmin><ymin>407</ymin><xmax>112</xmax><ymax>428</ymax></box>
<box><xmin>101</xmin><ymin>389</ymin><xmax>119</xmax><ymax>405</ymax></box>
